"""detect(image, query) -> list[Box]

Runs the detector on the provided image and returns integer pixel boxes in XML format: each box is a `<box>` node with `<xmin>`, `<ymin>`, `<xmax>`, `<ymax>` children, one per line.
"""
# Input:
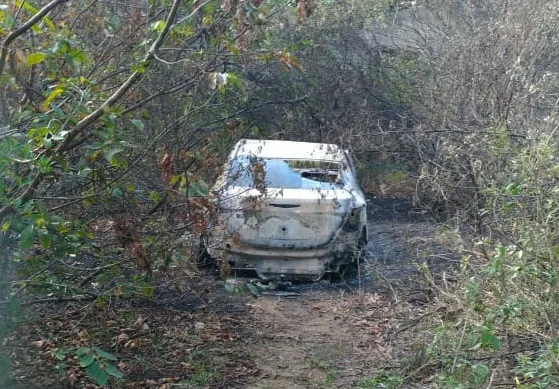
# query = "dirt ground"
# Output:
<box><xmin>243</xmin><ymin>289</ymin><xmax>398</xmax><ymax>388</ymax></box>
<box><xmin>2</xmin><ymin>198</ymin><xmax>456</xmax><ymax>388</ymax></box>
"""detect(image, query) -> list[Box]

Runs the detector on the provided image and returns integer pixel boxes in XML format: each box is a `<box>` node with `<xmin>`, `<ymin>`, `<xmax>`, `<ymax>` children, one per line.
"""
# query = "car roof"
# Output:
<box><xmin>231</xmin><ymin>139</ymin><xmax>345</xmax><ymax>162</ymax></box>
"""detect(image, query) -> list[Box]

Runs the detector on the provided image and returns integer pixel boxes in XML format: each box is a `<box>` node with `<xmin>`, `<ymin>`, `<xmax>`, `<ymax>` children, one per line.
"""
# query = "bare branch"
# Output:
<box><xmin>0</xmin><ymin>0</ymin><xmax>69</xmax><ymax>79</ymax></box>
<box><xmin>0</xmin><ymin>0</ymin><xmax>184</xmax><ymax>222</ymax></box>
<box><xmin>55</xmin><ymin>0</ymin><xmax>183</xmax><ymax>154</ymax></box>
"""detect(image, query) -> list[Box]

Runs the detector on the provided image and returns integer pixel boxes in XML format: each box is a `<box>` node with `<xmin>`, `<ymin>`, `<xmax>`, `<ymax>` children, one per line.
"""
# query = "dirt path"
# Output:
<box><xmin>244</xmin><ymin>290</ymin><xmax>388</xmax><ymax>388</ymax></box>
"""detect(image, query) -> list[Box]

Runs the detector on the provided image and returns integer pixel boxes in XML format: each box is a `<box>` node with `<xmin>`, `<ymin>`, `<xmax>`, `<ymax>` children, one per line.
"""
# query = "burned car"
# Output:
<box><xmin>206</xmin><ymin>139</ymin><xmax>367</xmax><ymax>280</ymax></box>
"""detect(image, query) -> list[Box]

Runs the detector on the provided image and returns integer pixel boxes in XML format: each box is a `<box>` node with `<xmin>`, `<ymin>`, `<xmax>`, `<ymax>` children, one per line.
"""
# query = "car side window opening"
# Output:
<box><xmin>227</xmin><ymin>157</ymin><xmax>343</xmax><ymax>190</ymax></box>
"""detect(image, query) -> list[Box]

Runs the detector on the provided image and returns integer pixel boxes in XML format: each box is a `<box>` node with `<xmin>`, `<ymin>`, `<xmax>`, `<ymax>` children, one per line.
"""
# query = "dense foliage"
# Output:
<box><xmin>2</xmin><ymin>0</ymin><xmax>559</xmax><ymax>387</ymax></box>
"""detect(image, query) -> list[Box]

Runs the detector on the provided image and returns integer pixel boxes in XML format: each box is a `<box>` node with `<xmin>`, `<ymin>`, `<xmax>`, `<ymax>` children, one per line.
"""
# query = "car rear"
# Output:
<box><xmin>208</xmin><ymin>141</ymin><xmax>366</xmax><ymax>280</ymax></box>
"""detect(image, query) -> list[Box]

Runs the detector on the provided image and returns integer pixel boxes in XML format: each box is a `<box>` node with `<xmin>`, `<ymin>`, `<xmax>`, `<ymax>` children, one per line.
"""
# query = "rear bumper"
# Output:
<box><xmin>228</xmin><ymin>251</ymin><xmax>335</xmax><ymax>280</ymax></box>
<box><xmin>208</xmin><ymin>238</ymin><xmax>357</xmax><ymax>280</ymax></box>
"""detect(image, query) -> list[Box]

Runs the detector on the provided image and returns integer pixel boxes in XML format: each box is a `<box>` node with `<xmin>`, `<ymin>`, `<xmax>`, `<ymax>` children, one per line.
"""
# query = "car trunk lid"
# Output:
<box><xmin>219</xmin><ymin>188</ymin><xmax>353</xmax><ymax>249</ymax></box>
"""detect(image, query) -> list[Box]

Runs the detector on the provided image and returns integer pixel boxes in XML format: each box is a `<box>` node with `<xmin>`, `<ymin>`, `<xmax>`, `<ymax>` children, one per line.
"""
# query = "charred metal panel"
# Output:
<box><xmin>207</xmin><ymin>139</ymin><xmax>368</xmax><ymax>280</ymax></box>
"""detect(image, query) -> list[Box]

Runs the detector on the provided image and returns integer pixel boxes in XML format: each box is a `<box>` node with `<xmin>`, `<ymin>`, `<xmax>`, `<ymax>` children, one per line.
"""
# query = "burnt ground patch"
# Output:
<box><xmin>269</xmin><ymin>197</ymin><xmax>456</xmax><ymax>295</ymax></box>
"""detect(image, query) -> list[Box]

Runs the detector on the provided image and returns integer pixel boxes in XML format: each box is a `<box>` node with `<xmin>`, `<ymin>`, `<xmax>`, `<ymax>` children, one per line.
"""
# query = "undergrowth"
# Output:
<box><xmin>384</xmin><ymin>131</ymin><xmax>559</xmax><ymax>387</ymax></box>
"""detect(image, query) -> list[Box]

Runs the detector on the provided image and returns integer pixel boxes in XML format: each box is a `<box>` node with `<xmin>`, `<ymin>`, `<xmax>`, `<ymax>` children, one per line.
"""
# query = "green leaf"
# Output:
<box><xmin>505</xmin><ymin>183</ymin><xmax>520</xmax><ymax>195</ymax></box>
<box><xmin>26</xmin><ymin>52</ymin><xmax>46</xmax><ymax>66</ymax></box>
<box><xmin>148</xmin><ymin>190</ymin><xmax>161</xmax><ymax>203</ymax></box>
<box><xmin>79</xmin><ymin>353</ymin><xmax>95</xmax><ymax>367</ymax></box>
<box><xmin>142</xmin><ymin>285</ymin><xmax>154</xmax><ymax>297</ymax></box>
<box><xmin>189</xmin><ymin>181</ymin><xmax>209</xmax><ymax>197</ymax></box>
<box><xmin>86</xmin><ymin>360</ymin><xmax>108</xmax><ymax>386</ymax></box>
<box><xmin>107</xmin><ymin>15</ymin><xmax>121</xmax><ymax>32</ymax></box>
<box><xmin>224</xmin><ymin>283</ymin><xmax>235</xmax><ymax>294</ymax></box>
<box><xmin>168</xmin><ymin>174</ymin><xmax>182</xmax><ymax>186</ymax></box>
<box><xmin>51</xmin><ymin>39</ymin><xmax>69</xmax><ymax>54</ymax></box>
<box><xmin>74</xmin><ymin>347</ymin><xmax>91</xmax><ymax>357</ymax></box>
<box><xmin>16</xmin><ymin>1</ymin><xmax>55</xmax><ymax>30</ymax></box>
<box><xmin>150</xmin><ymin>20</ymin><xmax>166</xmax><ymax>32</ymax></box>
<box><xmin>97</xmin><ymin>370</ymin><xmax>109</xmax><ymax>386</ymax></box>
<box><xmin>226</xmin><ymin>72</ymin><xmax>244</xmax><ymax>89</ymax></box>
<box><xmin>104</xmin><ymin>147</ymin><xmax>122</xmax><ymax>162</ymax></box>
<box><xmin>41</xmin><ymin>85</ymin><xmax>65</xmax><ymax>111</ymax></box>
<box><xmin>42</xmin><ymin>15</ymin><xmax>55</xmax><ymax>30</ymax></box>
<box><xmin>130</xmin><ymin>119</ymin><xmax>144</xmax><ymax>130</ymax></box>
<box><xmin>130</xmin><ymin>62</ymin><xmax>146</xmax><ymax>74</ymax></box>
<box><xmin>52</xmin><ymin>349</ymin><xmax>67</xmax><ymax>361</ymax></box>
<box><xmin>92</xmin><ymin>347</ymin><xmax>117</xmax><ymax>361</ymax></box>
<box><xmin>38</xmin><ymin>230</ymin><xmax>51</xmax><ymax>249</ymax></box>
<box><xmin>103</xmin><ymin>362</ymin><xmax>123</xmax><ymax>378</ymax></box>
<box><xmin>36</xmin><ymin>200</ymin><xmax>49</xmax><ymax>218</ymax></box>
<box><xmin>472</xmin><ymin>363</ymin><xmax>490</xmax><ymax>384</ymax></box>
<box><xmin>16</xmin><ymin>1</ymin><xmax>38</xmax><ymax>16</ymax></box>
<box><xmin>111</xmin><ymin>187</ymin><xmax>123</xmax><ymax>198</ymax></box>
<box><xmin>246</xmin><ymin>283</ymin><xmax>259</xmax><ymax>297</ymax></box>
<box><xmin>0</xmin><ymin>6</ymin><xmax>14</xmax><ymax>29</ymax></box>
<box><xmin>480</xmin><ymin>327</ymin><xmax>500</xmax><ymax>350</ymax></box>
<box><xmin>19</xmin><ymin>225</ymin><xmax>35</xmax><ymax>250</ymax></box>
<box><xmin>38</xmin><ymin>156</ymin><xmax>53</xmax><ymax>173</ymax></box>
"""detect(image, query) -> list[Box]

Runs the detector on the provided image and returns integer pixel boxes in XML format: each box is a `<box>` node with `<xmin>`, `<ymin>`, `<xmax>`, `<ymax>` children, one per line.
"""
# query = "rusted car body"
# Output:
<box><xmin>206</xmin><ymin>139</ymin><xmax>367</xmax><ymax>280</ymax></box>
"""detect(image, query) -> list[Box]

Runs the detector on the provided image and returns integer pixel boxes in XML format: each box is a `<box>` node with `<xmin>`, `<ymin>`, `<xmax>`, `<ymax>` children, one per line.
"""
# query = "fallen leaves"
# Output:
<box><xmin>32</xmin><ymin>339</ymin><xmax>52</xmax><ymax>349</ymax></box>
<box><xmin>5</xmin><ymin>286</ymin><xmax>255</xmax><ymax>388</ymax></box>
<box><xmin>194</xmin><ymin>321</ymin><xmax>205</xmax><ymax>332</ymax></box>
<box><xmin>115</xmin><ymin>333</ymin><xmax>130</xmax><ymax>345</ymax></box>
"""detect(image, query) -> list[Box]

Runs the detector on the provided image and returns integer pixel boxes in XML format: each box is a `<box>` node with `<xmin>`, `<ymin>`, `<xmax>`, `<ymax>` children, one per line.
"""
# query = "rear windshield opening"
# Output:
<box><xmin>227</xmin><ymin>157</ymin><xmax>342</xmax><ymax>190</ymax></box>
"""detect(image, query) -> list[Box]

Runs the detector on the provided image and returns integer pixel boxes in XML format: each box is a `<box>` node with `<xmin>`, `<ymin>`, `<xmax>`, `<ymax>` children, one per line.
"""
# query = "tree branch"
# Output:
<box><xmin>0</xmin><ymin>0</ymin><xmax>183</xmax><ymax>222</ymax></box>
<box><xmin>55</xmin><ymin>0</ymin><xmax>182</xmax><ymax>154</ymax></box>
<box><xmin>0</xmin><ymin>0</ymin><xmax>69</xmax><ymax>79</ymax></box>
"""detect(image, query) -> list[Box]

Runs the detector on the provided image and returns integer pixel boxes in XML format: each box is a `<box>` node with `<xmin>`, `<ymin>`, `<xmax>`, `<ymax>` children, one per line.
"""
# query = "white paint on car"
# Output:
<box><xmin>206</xmin><ymin>139</ymin><xmax>367</xmax><ymax>280</ymax></box>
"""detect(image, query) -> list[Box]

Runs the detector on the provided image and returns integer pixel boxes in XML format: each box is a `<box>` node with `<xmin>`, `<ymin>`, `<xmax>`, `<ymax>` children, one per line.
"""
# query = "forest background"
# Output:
<box><xmin>2</xmin><ymin>0</ymin><xmax>559</xmax><ymax>387</ymax></box>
